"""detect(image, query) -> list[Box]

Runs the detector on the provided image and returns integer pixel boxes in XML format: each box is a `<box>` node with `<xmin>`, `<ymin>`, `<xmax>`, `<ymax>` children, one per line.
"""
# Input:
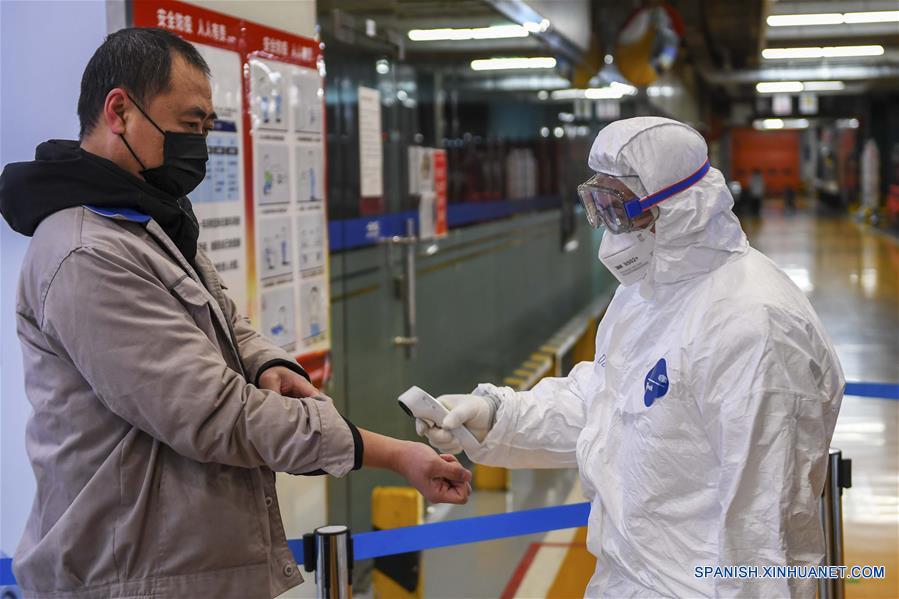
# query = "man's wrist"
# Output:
<box><xmin>386</xmin><ymin>439</ymin><xmax>410</xmax><ymax>474</ymax></box>
<box><xmin>254</xmin><ymin>359</ymin><xmax>310</xmax><ymax>386</ymax></box>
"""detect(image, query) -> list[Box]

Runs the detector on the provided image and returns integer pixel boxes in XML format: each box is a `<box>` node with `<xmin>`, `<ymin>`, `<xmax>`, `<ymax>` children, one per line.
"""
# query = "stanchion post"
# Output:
<box><xmin>818</xmin><ymin>448</ymin><xmax>852</xmax><ymax>599</ymax></box>
<box><xmin>305</xmin><ymin>525</ymin><xmax>353</xmax><ymax>599</ymax></box>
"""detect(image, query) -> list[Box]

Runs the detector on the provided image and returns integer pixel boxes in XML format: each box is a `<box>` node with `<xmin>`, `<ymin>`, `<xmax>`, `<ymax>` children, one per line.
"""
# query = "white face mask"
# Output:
<box><xmin>598</xmin><ymin>229</ymin><xmax>655</xmax><ymax>286</ymax></box>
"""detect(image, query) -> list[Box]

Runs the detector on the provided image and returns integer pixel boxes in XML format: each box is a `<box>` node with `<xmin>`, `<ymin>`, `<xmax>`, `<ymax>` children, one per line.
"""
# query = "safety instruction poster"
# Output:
<box><xmin>133</xmin><ymin>0</ymin><xmax>332</xmax><ymax>383</ymax></box>
<box><xmin>358</xmin><ymin>86</ymin><xmax>384</xmax><ymax>214</ymax></box>
<box><xmin>192</xmin><ymin>44</ymin><xmax>248</xmax><ymax>312</ymax></box>
<box><xmin>408</xmin><ymin>147</ymin><xmax>447</xmax><ymax>240</ymax></box>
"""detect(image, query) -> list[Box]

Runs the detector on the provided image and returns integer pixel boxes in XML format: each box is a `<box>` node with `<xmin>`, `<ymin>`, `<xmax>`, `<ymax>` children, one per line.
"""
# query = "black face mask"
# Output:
<box><xmin>120</xmin><ymin>94</ymin><xmax>208</xmax><ymax>198</ymax></box>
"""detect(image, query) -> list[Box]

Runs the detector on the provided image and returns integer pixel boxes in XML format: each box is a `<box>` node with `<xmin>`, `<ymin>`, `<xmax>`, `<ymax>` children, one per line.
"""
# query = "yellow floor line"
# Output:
<box><xmin>509</xmin><ymin>480</ymin><xmax>592</xmax><ymax>598</ymax></box>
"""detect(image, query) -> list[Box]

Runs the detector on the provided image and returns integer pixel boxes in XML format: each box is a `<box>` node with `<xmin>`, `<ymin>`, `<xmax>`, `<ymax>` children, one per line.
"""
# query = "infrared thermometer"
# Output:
<box><xmin>398</xmin><ymin>386</ymin><xmax>481</xmax><ymax>453</ymax></box>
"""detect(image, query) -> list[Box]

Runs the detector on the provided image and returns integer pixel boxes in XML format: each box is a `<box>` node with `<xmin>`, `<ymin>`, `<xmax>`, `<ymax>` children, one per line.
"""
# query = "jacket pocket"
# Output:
<box><xmin>170</xmin><ymin>276</ymin><xmax>219</xmax><ymax>346</ymax></box>
<box><xmin>171</xmin><ymin>275</ymin><xmax>210</xmax><ymax>307</ymax></box>
<box><xmin>154</xmin><ymin>446</ymin><xmax>268</xmax><ymax>576</ymax></box>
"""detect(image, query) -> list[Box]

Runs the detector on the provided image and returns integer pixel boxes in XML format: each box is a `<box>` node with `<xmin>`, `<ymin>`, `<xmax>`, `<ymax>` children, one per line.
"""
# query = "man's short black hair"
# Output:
<box><xmin>77</xmin><ymin>27</ymin><xmax>211</xmax><ymax>139</ymax></box>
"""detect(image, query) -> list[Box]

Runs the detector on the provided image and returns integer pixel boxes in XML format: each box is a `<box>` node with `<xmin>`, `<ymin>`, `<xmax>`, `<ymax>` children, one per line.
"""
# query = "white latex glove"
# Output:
<box><xmin>414</xmin><ymin>393</ymin><xmax>497</xmax><ymax>455</ymax></box>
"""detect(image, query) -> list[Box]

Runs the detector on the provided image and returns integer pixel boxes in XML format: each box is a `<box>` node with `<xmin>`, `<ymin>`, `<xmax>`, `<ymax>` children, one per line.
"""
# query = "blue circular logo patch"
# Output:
<box><xmin>644</xmin><ymin>358</ymin><xmax>670</xmax><ymax>407</ymax></box>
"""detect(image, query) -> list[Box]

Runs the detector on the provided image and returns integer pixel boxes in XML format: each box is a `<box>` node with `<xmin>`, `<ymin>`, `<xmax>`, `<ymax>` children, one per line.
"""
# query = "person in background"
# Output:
<box><xmin>748</xmin><ymin>167</ymin><xmax>766</xmax><ymax>216</ymax></box>
<box><xmin>784</xmin><ymin>185</ymin><xmax>797</xmax><ymax>213</ymax></box>
<box><xmin>0</xmin><ymin>27</ymin><xmax>470</xmax><ymax>599</ymax></box>
<box><xmin>416</xmin><ymin>117</ymin><xmax>843</xmax><ymax>598</ymax></box>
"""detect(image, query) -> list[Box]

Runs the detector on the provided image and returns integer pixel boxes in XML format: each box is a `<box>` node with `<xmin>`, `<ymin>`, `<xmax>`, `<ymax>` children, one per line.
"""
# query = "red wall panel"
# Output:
<box><xmin>731</xmin><ymin>128</ymin><xmax>801</xmax><ymax>195</ymax></box>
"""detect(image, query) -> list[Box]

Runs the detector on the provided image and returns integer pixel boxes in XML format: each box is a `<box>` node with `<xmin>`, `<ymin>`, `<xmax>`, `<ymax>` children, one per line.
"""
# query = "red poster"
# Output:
<box><xmin>133</xmin><ymin>0</ymin><xmax>332</xmax><ymax>386</ymax></box>
<box><xmin>132</xmin><ymin>0</ymin><xmax>241</xmax><ymax>51</ymax></box>
<box><xmin>433</xmin><ymin>149</ymin><xmax>448</xmax><ymax>236</ymax></box>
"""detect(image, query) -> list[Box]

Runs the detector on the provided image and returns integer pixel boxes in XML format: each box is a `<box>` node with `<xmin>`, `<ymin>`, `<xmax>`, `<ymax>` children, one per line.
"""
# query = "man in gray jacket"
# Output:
<box><xmin>0</xmin><ymin>28</ymin><xmax>470</xmax><ymax>599</ymax></box>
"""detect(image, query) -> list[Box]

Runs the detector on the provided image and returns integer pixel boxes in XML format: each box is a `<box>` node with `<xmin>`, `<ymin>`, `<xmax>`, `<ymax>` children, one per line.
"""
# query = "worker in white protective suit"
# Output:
<box><xmin>415</xmin><ymin>117</ymin><xmax>844</xmax><ymax>598</ymax></box>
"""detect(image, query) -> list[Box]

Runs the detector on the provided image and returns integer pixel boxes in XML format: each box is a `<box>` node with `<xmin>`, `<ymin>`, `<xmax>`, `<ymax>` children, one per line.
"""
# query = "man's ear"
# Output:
<box><xmin>103</xmin><ymin>88</ymin><xmax>128</xmax><ymax>135</ymax></box>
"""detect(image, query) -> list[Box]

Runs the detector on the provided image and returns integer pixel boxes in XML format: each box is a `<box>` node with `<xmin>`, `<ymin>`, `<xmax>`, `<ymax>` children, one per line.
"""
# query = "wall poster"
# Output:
<box><xmin>133</xmin><ymin>0</ymin><xmax>332</xmax><ymax>384</ymax></box>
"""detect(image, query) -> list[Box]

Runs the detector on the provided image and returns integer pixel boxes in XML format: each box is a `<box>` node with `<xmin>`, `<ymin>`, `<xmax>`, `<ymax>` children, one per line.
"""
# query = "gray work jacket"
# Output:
<box><xmin>12</xmin><ymin>206</ymin><xmax>361</xmax><ymax>598</ymax></box>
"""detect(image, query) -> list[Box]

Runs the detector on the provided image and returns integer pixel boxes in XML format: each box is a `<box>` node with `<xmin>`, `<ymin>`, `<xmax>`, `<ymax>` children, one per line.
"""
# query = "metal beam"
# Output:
<box><xmin>483</xmin><ymin>0</ymin><xmax>586</xmax><ymax>64</ymax></box>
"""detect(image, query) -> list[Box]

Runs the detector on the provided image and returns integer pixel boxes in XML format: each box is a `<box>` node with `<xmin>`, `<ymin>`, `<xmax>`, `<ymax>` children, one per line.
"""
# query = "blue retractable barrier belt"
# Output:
<box><xmin>287</xmin><ymin>502</ymin><xmax>589</xmax><ymax>565</ymax></box>
<box><xmin>0</xmin><ymin>503</ymin><xmax>589</xmax><ymax>586</ymax></box>
<box><xmin>0</xmin><ymin>559</ymin><xmax>13</xmax><ymax>587</ymax></box>
<box><xmin>844</xmin><ymin>381</ymin><xmax>899</xmax><ymax>400</ymax></box>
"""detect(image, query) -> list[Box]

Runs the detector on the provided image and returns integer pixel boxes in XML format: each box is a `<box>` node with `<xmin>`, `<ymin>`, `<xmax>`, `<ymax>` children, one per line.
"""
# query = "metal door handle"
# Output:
<box><xmin>383</xmin><ymin>218</ymin><xmax>418</xmax><ymax>357</ymax></box>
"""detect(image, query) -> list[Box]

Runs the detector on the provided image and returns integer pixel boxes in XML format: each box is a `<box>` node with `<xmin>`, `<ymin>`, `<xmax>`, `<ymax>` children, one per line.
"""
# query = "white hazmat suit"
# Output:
<box><xmin>421</xmin><ymin>118</ymin><xmax>844</xmax><ymax>597</ymax></box>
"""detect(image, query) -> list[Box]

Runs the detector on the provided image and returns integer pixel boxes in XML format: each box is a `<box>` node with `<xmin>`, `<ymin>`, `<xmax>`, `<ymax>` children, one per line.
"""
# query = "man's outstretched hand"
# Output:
<box><xmin>395</xmin><ymin>442</ymin><xmax>472</xmax><ymax>504</ymax></box>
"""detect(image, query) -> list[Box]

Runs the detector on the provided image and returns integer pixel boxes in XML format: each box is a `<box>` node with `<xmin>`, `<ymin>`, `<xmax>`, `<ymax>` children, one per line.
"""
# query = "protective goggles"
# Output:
<box><xmin>577</xmin><ymin>159</ymin><xmax>711</xmax><ymax>233</ymax></box>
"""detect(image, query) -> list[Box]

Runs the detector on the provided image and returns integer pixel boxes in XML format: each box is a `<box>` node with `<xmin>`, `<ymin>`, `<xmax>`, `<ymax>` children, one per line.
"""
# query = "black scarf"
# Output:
<box><xmin>0</xmin><ymin>140</ymin><xmax>199</xmax><ymax>261</ymax></box>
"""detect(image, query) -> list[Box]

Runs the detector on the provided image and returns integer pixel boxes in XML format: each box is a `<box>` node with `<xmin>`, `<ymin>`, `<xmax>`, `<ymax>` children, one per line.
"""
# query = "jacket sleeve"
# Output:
<box><xmin>215</xmin><ymin>277</ymin><xmax>311</xmax><ymax>386</ymax></box>
<box><xmin>699</xmin><ymin>309</ymin><xmax>844</xmax><ymax>597</ymax></box>
<box><xmin>41</xmin><ymin>246</ymin><xmax>356</xmax><ymax>477</ymax></box>
<box><xmin>463</xmin><ymin>360</ymin><xmax>598</xmax><ymax>468</ymax></box>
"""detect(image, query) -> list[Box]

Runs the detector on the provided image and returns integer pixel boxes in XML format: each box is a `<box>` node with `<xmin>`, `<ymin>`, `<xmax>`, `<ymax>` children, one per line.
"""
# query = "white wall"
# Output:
<box><xmin>1</xmin><ymin>0</ymin><xmax>109</xmax><ymax>557</ymax></box>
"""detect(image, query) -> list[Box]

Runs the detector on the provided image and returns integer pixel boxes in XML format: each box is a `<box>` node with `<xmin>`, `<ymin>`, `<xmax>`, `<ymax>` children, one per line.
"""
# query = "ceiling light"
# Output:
<box><xmin>586</xmin><ymin>88</ymin><xmax>625</xmax><ymax>99</ymax></box>
<box><xmin>786</xmin><ymin>118</ymin><xmax>810</xmax><ymax>129</ymax></box>
<box><xmin>767</xmin><ymin>11</ymin><xmax>899</xmax><ymax>27</ymax></box>
<box><xmin>762</xmin><ymin>45</ymin><xmax>884</xmax><ymax>59</ymax></box>
<box><xmin>843</xmin><ymin>11</ymin><xmax>899</xmax><ymax>24</ymax></box>
<box><xmin>648</xmin><ymin>85</ymin><xmax>675</xmax><ymax>97</ymax></box>
<box><xmin>470</xmin><ymin>57</ymin><xmax>557</xmax><ymax>71</ymax></box>
<box><xmin>753</xmin><ymin>118</ymin><xmax>810</xmax><ymax>130</ymax></box>
<box><xmin>551</xmin><ymin>87</ymin><xmax>629</xmax><ymax>100</ymax></box>
<box><xmin>523</xmin><ymin>19</ymin><xmax>550</xmax><ymax>33</ymax></box>
<box><xmin>609</xmin><ymin>81</ymin><xmax>638</xmax><ymax>95</ymax></box>
<box><xmin>756</xmin><ymin>81</ymin><xmax>804</xmax><ymax>93</ymax></box>
<box><xmin>537</xmin><ymin>90</ymin><xmax>549</xmax><ymax>100</ymax></box>
<box><xmin>551</xmin><ymin>89</ymin><xmax>586</xmax><ymax>100</ymax></box>
<box><xmin>767</xmin><ymin>13</ymin><xmax>843</xmax><ymax>27</ymax></box>
<box><xmin>755</xmin><ymin>80</ymin><xmax>846</xmax><ymax>94</ymax></box>
<box><xmin>837</xmin><ymin>118</ymin><xmax>860</xmax><ymax>129</ymax></box>
<box><xmin>408</xmin><ymin>25</ymin><xmax>529</xmax><ymax>42</ymax></box>
<box><xmin>801</xmin><ymin>81</ymin><xmax>845</xmax><ymax>91</ymax></box>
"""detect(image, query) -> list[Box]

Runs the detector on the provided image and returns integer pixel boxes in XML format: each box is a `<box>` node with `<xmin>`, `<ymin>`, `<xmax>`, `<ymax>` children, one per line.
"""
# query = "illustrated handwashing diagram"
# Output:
<box><xmin>308</xmin><ymin>285</ymin><xmax>323</xmax><ymax>337</ymax></box>
<box><xmin>259</xmin><ymin>219</ymin><xmax>293</xmax><ymax>279</ymax></box>
<box><xmin>250</xmin><ymin>59</ymin><xmax>286</xmax><ymax>130</ymax></box>
<box><xmin>261</xmin><ymin>287</ymin><xmax>297</xmax><ymax>350</ymax></box>
<box><xmin>261</xmin><ymin>153</ymin><xmax>286</xmax><ymax>196</ymax></box>
<box><xmin>297</xmin><ymin>213</ymin><xmax>324</xmax><ymax>271</ymax></box>
<box><xmin>260</xmin><ymin>91</ymin><xmax>283</xmax><ymax>126</ymax></box>
<box><xmin>270</xmin><ymin>305</ymin><xmax>288</xmax><ymax>336</ymax></box>
<box><xmin>256</xmin><ymin>144</ymin><xmax>290</xmax><ymax>205</ymax></box>
<box><xmin>303</xmin><ymin>284</ymin><xmax>324</xmax><ymax>339</ymax></box>
<box><xmin>292</xmin><ymin>71</ymin><xmax>323</xmax><ymax>134</ymax></box>
<box><xmin>296</xmin><ymin>146</ymin><xmax>323</xmax><ymax>202</ymax></box>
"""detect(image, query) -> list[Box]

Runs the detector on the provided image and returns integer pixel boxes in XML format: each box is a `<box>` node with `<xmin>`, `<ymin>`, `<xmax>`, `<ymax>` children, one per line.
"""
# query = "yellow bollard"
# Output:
<box><xmin>571</xmin><ymin>317</ymin><xmax>598</xmax><ymax>364</ymax></box>
<box><xmin>372</xmin><ymin>487</ymin><xmax>423</xmax><ymax>599</ymax></box>
<box><xmin>474</xmin><ymin>464</ymin><xmax>509</xmax><ymax>491</ymax></box>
